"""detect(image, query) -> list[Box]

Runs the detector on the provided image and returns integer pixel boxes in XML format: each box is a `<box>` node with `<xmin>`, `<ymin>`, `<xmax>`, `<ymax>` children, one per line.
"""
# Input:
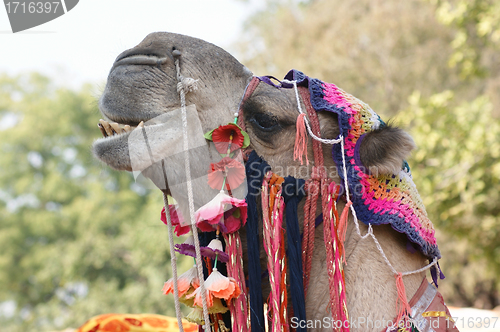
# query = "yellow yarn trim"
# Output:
<box><xmin>422</xmin><ymin>310</ymin><xmax>455</xmax><ymax>322</ymax></box>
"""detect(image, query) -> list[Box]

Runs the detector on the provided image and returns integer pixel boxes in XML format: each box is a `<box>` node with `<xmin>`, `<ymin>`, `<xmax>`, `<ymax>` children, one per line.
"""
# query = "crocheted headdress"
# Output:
<box><xmin>285</xmin><ymin>69</ymin><xmax>440</xmax><ymax>262</ymax></box>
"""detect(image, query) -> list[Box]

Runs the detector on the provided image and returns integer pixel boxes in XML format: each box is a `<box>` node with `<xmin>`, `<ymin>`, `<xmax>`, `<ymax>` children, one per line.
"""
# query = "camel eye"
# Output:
<box><xmin>250</xmin><ymin>113</ymin><xmax>280</xmax><ymax>132</ymax></box>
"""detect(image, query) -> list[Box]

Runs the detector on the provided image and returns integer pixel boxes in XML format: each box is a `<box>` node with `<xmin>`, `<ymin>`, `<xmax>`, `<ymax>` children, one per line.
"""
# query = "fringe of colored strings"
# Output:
<box><xmin>223</xmin><ymin>232</ymin><xmax>249</xmax><ymax>332</ymax></box>
<box><xmin>262</xmin><ymin>172</ymin><xmax>289</xmax><ymax>332</ymax></box>
<box><xmin>301</xmin><ymin>166</ymin><xmax>350</xmax><ymax>332</ymax></box>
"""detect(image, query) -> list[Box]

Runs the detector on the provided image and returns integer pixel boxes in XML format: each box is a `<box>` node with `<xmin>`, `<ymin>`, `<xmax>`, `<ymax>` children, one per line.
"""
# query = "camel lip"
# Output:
<box><xmin>98</xmin><ymin>100</ymin><xmax>159</xmax><ymax>127</ymax></box>
<box><xmin>102</xmin><ymin>116</ymin><xmax>146</xmax><ymax>127</ymax></box>
<box><xmin>110</xmin><ymin>54</ymin><xmax>168</xmax><ymax>73</ymax></box>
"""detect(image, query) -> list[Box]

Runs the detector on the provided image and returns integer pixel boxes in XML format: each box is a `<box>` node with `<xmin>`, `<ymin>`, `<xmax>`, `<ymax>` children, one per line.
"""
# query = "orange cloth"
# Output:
<box><xmin>77</xmin><ymin>313</ymin><xmax>198</xmax><ymax>332</ymax></box>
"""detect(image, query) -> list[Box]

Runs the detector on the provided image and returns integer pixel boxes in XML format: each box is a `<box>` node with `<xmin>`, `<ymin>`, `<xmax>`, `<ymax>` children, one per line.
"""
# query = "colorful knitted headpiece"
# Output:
<box><xmin>284</xmin><ymin>70</ymin><xmax>440</xmax><ymax>262</ymax></box>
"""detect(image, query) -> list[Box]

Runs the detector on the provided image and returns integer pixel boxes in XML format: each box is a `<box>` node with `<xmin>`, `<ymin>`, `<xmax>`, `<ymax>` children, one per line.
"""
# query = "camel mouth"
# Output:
<box><xmin>96</xmin><ymin>118</ymin><xmax>160</xmax><ymax>139</ymax></box>
<box><xmin>97</xmin><ymin>114</ymin><xmax>175</xmax><ymax>139</ymax></box>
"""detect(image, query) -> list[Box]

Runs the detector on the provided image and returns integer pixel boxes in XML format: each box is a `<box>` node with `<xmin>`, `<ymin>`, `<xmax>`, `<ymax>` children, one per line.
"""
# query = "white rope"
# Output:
<box><xmin>190</xmin><ymin>224</ymin><xmax>211</xmax><ymax>328</ymax></box>
<box><xmin>175</xmin><ymin>58</ymin><xmax>212</xmax><ymax>332</ymax></box>
<box><xmin>402</xmin><ymin>258</ymin><xmax>438</xmax><ymax>276</ymax></box>
<box><xmin>162</xmin><ymin>193</ymin><xmax>185</xmax><ymax>332</ymax></box>
<box><xmin>283</xmin><ymin>79</ymin><xmax>342</xmax><ymax>145</ymax></box>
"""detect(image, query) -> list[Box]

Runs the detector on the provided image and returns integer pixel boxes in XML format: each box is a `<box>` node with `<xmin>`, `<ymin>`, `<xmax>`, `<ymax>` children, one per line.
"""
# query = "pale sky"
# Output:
<box><xmin>0</xmin><ymin>0</ymin><xmax>261</xmax><ymax>88</ymax></box>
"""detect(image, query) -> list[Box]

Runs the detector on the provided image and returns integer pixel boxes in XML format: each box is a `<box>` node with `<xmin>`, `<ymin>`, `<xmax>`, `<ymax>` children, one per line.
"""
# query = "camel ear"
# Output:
<box><xmin>358</xmin><ymin>125</ymin><xmax>416</xmax><ymax>176</ymax></box>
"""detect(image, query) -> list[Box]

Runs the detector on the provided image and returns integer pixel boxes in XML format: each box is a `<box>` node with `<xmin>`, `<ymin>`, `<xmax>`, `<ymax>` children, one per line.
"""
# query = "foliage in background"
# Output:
<box><xmin>430</xmin><ymin>0</ymin><xmax>500</xmax><ymax>114</ymax></box>
<box><xmin>401</xmin><ymin>92</ymin><xmax>500</xmax><ymax>308</ymax></box>
<box><xmin>0</xmin><ymin>74</ymin><xmax>189</xmax><ymax>331</ymax></box>
<box><xmin>237</xmin><ymin>0</ymin><xmax>461</xmax><ymax>116</ymax></box>
<box><xmin>432</xmin><ymin>0</ymin><xmax>500</xmax><ymax>80</ymax></box>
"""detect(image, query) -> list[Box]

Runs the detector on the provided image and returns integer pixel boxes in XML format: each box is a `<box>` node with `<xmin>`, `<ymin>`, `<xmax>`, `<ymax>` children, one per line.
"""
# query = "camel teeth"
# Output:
<box><xmin>98</xmin><ymin>123</ymin><xmax>108</xmax><ymax>137</ymax></box>
<box><xmin>97</xmin><ymin>119</ymin><xmax>140</xmax><ymax>137</ymax></box>
<box><xmin>110</xmin><ymin>122</ymin><xmax>123</xmax><ymax>134</ymax></box>
<box><xmin>99</xmin><ymin>119</ymin><xmax>114</xmax><ymax>137</ymax></box>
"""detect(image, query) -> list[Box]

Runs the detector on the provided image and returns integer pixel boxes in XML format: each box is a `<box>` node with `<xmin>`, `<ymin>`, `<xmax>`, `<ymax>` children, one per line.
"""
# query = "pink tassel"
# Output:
<box><xmin>395</xmin><ymin>272</ymin><xmax>411</xmax><ymax>328</ymax></box>
<box><xmin>294</xmin><ymin>113</ymin><xmax>308</xmax><ymax>165</ymax></box>
<box><xmin>223</xmin><ymin>232</ymin><xmax>249</xmax><ymax>332</ymax></box>
<box><xmin>323</xmin><ymin>181</ymin><xmax>350</xmax><ymax>331</ymax></box>
<box><xmin>262</xmin><ymin>174</ymin><xmax>288</xmax><ymax>332</ymax></box>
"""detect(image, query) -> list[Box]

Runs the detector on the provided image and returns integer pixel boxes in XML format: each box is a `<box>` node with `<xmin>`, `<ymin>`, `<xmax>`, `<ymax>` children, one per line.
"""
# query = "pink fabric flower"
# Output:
<box><xmin>195</xmin><ymin>191</ymin><xmax>247</xmax><ymax>233</ymax></box>
<box><xmin>161</xmin><ymin>205</ymin><xmax>190</xmax><ymax>236</ymax></box>
<box><xmin>187</xmin><ymin>268</ymin><xmax>241</xmax><ymax>308</ymax></box>
<box><xmin>162</xmin><ymin>265</ymin><xmax>199</xmax><ymax>298</ymax></box>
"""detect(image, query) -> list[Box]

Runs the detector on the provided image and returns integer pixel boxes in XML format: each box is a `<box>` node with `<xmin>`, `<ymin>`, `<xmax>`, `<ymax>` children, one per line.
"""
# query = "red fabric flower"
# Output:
<box><xmin>212</xmin><ymin>124</ymin><xmax>245</xmax><ymax>154</ymax></box>
<box><xmin>205</xmin><ymin>123</ymin><xmax>250</xmax><ymax>155</ymax></box>
<box><xmin>161</xmin><ymin>205</ymin><xmax>190</xmax><ymax>236</ymax></box>
<box><xmin>223</xmin><ymin>206</ymin><xmax>247</xmax><ymax>233</ymax></box>
<box><xmin>207</xmin><ymin>157</ymin><xmax>246</xmax><ymax>191</ymax></box>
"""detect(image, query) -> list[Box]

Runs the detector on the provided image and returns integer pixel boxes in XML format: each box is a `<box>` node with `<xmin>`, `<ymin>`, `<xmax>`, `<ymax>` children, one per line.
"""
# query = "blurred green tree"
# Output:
<box><xmin>237</xmin><ymin>0</ymin><xmax>461</xmax><ymax>116</ymax></box>
<box><xmin>432</xmin><ymin>0</ymin><xmax>500</xmax><ymax>78</ymax></box>
<box><xmin>400</xmin><ymin>91</ymin><xmax>500</xmax><ymax>308</ymax></box>
<box><xmin>431</xmin><ymin>0</ymin><xmax>500</xmax><ymax>113</ymax></box>
<box><xmin>0</xmin><ymin>73</ymin><xmax>188</xmax><ymax>331</ymax></box>
<box><xmin>404</xmin><ymin>0</ymin><xmax>500</xmax><ymax>308</ymax></box>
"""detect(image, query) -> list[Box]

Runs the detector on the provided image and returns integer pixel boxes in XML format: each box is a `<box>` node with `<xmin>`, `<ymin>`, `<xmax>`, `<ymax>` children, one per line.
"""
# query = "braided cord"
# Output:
<box><xmin>175</xmin><ymin>58</ymin><xmax>211</xmax><ymax>332</ymax></box>
<box><xmin>162</xmin><ymin>193</ymin><xmax>185</xmax><ymax>332</ymax></box>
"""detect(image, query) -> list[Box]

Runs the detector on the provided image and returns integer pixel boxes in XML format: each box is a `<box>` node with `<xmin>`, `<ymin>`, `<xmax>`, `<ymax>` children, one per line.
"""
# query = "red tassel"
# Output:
<box><xmin>294</xmin><ymin>113</ymin><xmax>308</xmax><ymax>165</ymax></box>
<box><xmin>395</xmin><ymin>272</ymin><xmax>411</xmax><ymax>328</ymax></box>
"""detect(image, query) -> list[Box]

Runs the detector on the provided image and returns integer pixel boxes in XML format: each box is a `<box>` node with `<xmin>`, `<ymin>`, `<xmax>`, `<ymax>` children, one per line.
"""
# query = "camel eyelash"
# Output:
<box><xmin>249</xmin><ymin>112</ymin><xmax>281</xmax><ymax>132</ymax></box>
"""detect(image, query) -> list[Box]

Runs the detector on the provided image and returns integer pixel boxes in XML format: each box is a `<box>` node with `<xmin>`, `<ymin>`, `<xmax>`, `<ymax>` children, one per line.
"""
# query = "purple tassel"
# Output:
<box><xmin>430</xmin><ymin>265</ymin><xmax>438</xmax><ymax>287</ymax></box>
<box><xmin>438</xmin><ymin>262</ymin><xmax>445</xmax><ymax>279</ymax></box>
<box><xmin>430</xmin><ymin>262</ymin><xmax>445</xmax><ymax>287</ymax></box>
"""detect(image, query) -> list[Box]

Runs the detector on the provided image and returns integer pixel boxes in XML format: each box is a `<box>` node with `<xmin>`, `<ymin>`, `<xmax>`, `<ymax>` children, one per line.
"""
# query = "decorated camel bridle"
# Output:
<box><xmin>161</xmin><ymin>52</ymin><xmax>443</xmax><ymax>332</ymax></box>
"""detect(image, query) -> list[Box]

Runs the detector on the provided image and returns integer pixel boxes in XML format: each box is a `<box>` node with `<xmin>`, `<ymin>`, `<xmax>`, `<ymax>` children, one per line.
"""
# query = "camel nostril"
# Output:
<box><xmin>115</xmin><ymin>47</ymin><xmax>166</xmax><ymax>62</ymax></box>
<box><xmin>111</xmin><ymin>47</ymin><xmax>170</xmax><ymax>72</ymax></box>
<box><xmin>172</xmin><ymin>49</ymin><xmax>181</xmax><ymax>57</ymax></box>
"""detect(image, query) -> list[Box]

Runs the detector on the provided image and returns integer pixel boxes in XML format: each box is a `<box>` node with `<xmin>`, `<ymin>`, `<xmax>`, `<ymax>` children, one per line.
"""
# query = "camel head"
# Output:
<box><xmin>92</xmin><ymin>32</ymin><xmax>447</xmax><ymax>331</ymax></box>
<box><xmin>93</xmin><ymin>32</ymin><xmax>415</xmax><ymax>186</ymax></box>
